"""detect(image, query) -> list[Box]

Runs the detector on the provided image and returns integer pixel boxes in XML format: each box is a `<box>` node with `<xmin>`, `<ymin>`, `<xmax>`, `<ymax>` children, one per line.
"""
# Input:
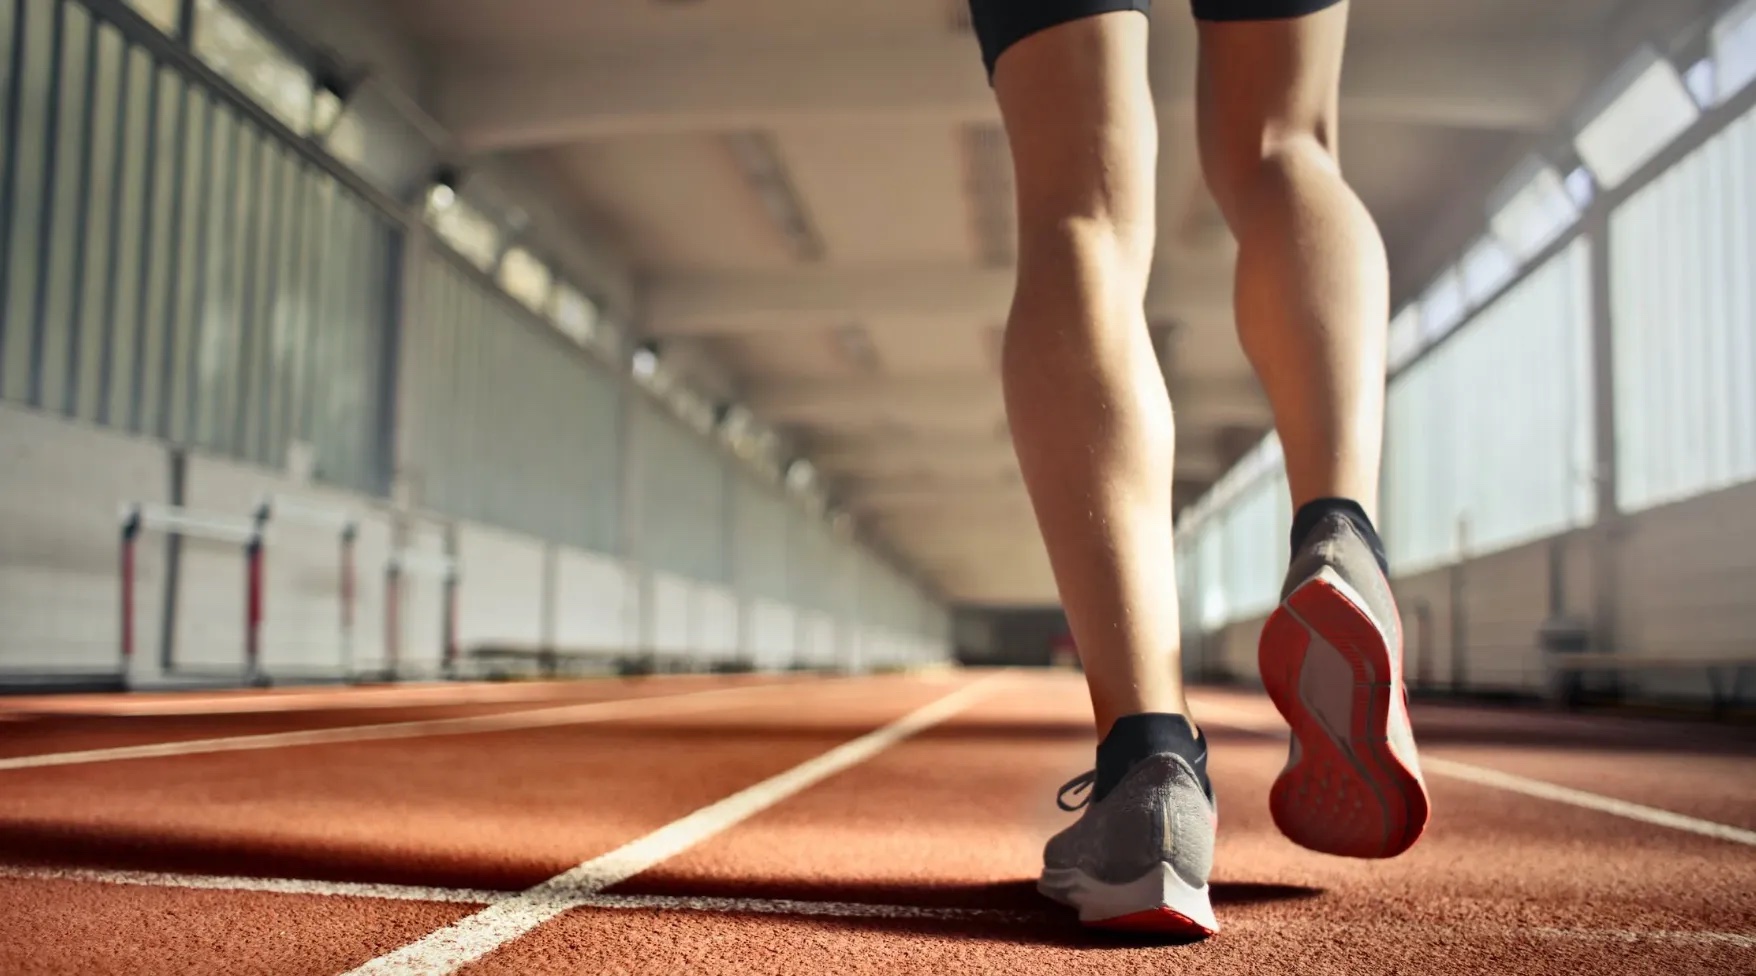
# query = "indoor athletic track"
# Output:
<box><xmin>1</xmin><ymin>670</ymin><xmax>1752</xmax><ymax>975</ymax></box>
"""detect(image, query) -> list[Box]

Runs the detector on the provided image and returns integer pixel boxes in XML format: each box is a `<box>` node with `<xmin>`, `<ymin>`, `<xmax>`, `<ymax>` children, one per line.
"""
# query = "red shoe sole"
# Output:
<box><xmin>1260</xmin><ymin>576</ymin><xmax>1430</xmax><ymax>859</ymax></box>
<box><xmin>1087</xmin><ymin>907</ymin><xmax>1218</xmax><ymax>938</ymax></box>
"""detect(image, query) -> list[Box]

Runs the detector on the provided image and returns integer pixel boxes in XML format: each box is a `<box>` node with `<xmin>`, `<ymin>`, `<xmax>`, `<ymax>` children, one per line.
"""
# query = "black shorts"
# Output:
<box><xmin>969</xmin><ymin>0</ymin><xmax>1345</xmax><ymax>77</ymax></box>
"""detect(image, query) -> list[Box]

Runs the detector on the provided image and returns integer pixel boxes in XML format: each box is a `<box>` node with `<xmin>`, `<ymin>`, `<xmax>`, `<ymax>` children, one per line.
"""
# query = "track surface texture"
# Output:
<box><xmin>1</xmin><ymin>670</ymin><xmax>1752</xmax><ymax>975</ymax></box>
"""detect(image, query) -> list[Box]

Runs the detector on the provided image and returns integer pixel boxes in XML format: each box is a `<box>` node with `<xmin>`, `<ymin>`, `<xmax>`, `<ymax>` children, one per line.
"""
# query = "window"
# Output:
<box><xmin>191</xmin><ymin>0</ymin><xmax>314</xmax><ymax>134</ymax></box>
<box><xmin>425</xmin><ymin>188</ymin><xmax>501</xmax><ymax>271</ymax></box>
<box><xmin>1418</xmin><ymin>269</ymin><xmax>1466</xmax><ymax>343</ymax></box>
<box><xmin>1714</xmin><ymin>0</ymin><xmax>1756</xmax><ymax>100</ymax></box>
<box><xmin>552</xmin><ymin>284</ymin><xmax>598</xmax><ymax>345</ymax></box>
<box><xmin>1384</xmin><ymin>242</ymin><xmax>1595</xmax><ymax>574</ymax></box>
<box><xmin>1387</xmin><ymin>305</ymin><xmax>1422</xmax><ymax>373</ymax></box>
<box><xmin>497</xmin><ymin>247</ymin><xmax>552</xmax><ymax>313</ymax></box>
<box><xmin>123</xmin><ymin>0</ymin><xmax>181</xmax><ymax>34</ymax></box>
<box><xmin>1611</xmin><ymin>105</ymin><xmax>1756</xmax><ymax>512</ymax></box>
<box><xmin>1574</xmin><ymin>48</ymin><xmax>1699</xmax><ymax>190</ymax></box>
<box><xmin>1460</xmin><ymin>235</ymin><xmax>1517</xmax><ymax>307</ymax></box>
<box><xmin>1489</xmin><ymin>161</ymin><xmax>1580</xmax><ymax>261</ymax></box>
<box><xmin>1683</xmin><ymin>58</ymin><xmax>1718</xmax><ymax>109</ymax></box>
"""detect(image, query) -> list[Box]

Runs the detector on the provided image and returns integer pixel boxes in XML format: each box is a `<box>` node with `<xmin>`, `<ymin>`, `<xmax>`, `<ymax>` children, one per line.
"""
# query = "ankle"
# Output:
<box><xmin>1291</xmin><ymin>497</ymin><xmax>1387</xmax><ymax>574</ymax></box>
<box><xmin>1094</xmin><ymin>713</ymin><xmax>1211</xmax><ymax>803</ymax></box>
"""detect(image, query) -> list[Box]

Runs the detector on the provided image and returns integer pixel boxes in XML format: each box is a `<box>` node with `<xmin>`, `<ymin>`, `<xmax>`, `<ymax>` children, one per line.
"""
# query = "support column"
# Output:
<box><xmin>612</xmin><ymin>334</ymin><xmax>648</xmax><ymax>659</ymax></box>
<box><xmin>1585</xmin><ymin>217</ymin><xmax>1623</xmax><ymax>657</ymax></box>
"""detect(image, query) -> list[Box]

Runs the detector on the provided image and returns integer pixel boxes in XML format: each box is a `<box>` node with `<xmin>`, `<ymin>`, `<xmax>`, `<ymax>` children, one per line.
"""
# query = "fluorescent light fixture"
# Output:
<box><xmin>784</xmin><ymin>458</ymin><xmax>817</xmax><ymax>492</ymax></box>
<box><xmin>427</xmin><ymin>182</ymin><xmax>456</xmax><ymax>211</ymax></box>
<box><xmin>631</xmin><ymin>342</ymin><xmax>660</xmax><ymax>380</ymax></box>
<box><xmin>1573</xmin><ymin>47</ymin><xmax>1699</xmax><ymax>190</ymax></box>
<box><xmin>1459</xmin><ymin>235</ymin><xmax>1517</xmax><ymax>307</ymax></box>
<box><xmin>1715</xmin><ymin>0</ymin><xmax>1756</xmax><ymax>99</ymax></box>
<box><xmin>1418</xmin><ymin>268</ymin><xmax>1466</xmax><ymax>343</ymax></box>
<box><xmin>1387</xmin><ymin>305</ymin><xmax>1423</xmax><ymax>373</ymax></box>
<box><xmin>1488</xmin><ymin>159</ymin><xmax>1579</xmax><ymax>261</ymax></box>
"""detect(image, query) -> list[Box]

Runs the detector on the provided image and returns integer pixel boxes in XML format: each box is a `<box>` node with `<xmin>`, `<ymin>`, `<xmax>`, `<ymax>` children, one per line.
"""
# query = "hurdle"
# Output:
<box><xmin>384</xmin><ymin>548</ymin><xmax>459</xmax><ymax>679</ymax></box>
<box><xmin>258</xmin><ymin>495</ymin><xmax>361</xmax><ymax>678</ymax></box>
<box><xmin>120</xmin><ymin>502</ymin><xmax>266</xmax><ymax>684</ymax></box>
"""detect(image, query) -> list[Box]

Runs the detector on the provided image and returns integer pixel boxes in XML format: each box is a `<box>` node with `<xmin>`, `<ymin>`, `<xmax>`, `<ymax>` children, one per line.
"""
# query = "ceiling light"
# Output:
<box><xmin>631</xmin><ymin>340</ymin><xmax>661</xmax><ymax>380</ymax></box>
<box><xmin>427</xmin><ymin>166</ymin><xmax>461</xmax><ymax>211</ymax></box>
<box><xmin>784</xmin><ymin>458</ymin><xmax>816</xmax><ymax>492</ymax></box>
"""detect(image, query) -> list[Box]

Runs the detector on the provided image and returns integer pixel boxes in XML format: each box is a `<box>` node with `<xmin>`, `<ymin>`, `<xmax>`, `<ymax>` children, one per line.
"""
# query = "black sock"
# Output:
<box><xmin>1291</xmin><ymin>497</ymin><xmax>1389</xmax><ymax>575</ymax></box>
<box><xmin>1094</xmin><ymin>713</ymin><xmax>1212</xmax><ymax>803</ymax></box>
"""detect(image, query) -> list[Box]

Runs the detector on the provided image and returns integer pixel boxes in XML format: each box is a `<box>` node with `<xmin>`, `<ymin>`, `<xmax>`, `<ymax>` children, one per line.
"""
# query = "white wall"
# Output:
<box><xmin>694</xmin><ymin>584</ymin><xmax>739</xmax><ymax>664</ymax></box>
<box><xmin>553</xmin><ymin>546</ymin><xmax>632</xmax><ymax>650</ymax></box>
<box><xmin>390</xmin><ymin>515</ymin><xmax>450</xmax><ymax>677</ymax></box>
<box><xmin>649</xmin><ymin>571</ymin><xmax>692</xmax><ymax>658</ymax></box>
<box><xmin>0</xmin><ymin>404</ymin><xmax>938</xmax><ymax>685</ymax></box>
<box><xmin>750</xmin><ymin>598</ymin><xmax>796</xmax><ymax>670</ymax></box>
<box><xmin>0</xmin><ymin>406</ymin><xmax>167</xmax><ymax>679</ymax></box>
<box><xmin>454</xmin><ymin>521</ymin><xmax>545</xmax><ymax>650</ymax></box>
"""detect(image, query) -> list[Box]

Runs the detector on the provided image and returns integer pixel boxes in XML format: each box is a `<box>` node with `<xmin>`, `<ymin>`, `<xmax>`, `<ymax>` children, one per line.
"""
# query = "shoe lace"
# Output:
<box><xmin>1056</xmin><ymin>770</ymin><xmax>1096</xmax><ymax>811</ymax></box>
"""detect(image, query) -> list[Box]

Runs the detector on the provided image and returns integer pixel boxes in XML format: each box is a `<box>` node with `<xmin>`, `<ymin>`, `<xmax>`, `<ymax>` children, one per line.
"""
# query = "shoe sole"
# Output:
<box><xmin>1259</xmin><ymin>567</ymin><xmax>1430</xmax><ymax>859</ymax></box>
<box><xmin>1038</xmin><ymin>862</ymin><xmax>1219</xmax><ymax>937</ymax></box>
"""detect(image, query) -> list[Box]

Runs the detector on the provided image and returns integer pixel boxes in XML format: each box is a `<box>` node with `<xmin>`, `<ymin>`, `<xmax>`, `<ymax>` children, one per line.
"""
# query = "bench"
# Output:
<box><xmin>466</xmin><ymin>645</ymin><xmax>637</xmax><ymax>679</ymax></box>
<box><xmin>465</xmin><ymin>645</ymin><xmax>738</xmax><ymax>679</ymax></box>
<box><xmin>1544</xmin><ymin>651</ymin><xmax>1754</xmax><ymax>718</ymax></box>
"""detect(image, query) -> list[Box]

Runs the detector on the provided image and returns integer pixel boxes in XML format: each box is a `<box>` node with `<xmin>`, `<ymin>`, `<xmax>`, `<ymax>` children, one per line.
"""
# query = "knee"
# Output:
<box><xmin>1202</xmin><ymin>128</ymin><xmax>1338</xmax><ymax>226</ymax></box>
<box><xmin>1015</xmin><ymin>211</ymin><xmax>1156</xmax><ymax>295</ymax></box>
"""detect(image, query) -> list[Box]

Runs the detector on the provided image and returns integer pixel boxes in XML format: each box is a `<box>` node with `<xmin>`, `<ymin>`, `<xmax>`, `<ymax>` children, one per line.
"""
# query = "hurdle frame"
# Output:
<box><xmin>120</xmin><ymin>502</ymin><xmax>266</xmax><ymax>684</ymax></box>
<box><xmin>258</xmin><ymin>495</ymin><xmax>362</xmax><ymax>679</ymax></box>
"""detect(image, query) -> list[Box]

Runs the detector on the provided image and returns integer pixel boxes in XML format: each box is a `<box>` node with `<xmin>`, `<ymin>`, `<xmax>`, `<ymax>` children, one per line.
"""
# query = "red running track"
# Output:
<box><xmin>0</xmin><ymin>669</ymin><xmax>1752</xmax><ymax>975</ymax></box>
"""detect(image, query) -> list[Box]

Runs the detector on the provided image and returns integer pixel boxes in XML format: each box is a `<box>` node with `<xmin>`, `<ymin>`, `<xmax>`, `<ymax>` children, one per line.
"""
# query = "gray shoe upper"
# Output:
<box><xmin>1282</xmin><ymin>511</ymin><xmax>1422</xmax><ymax>776</ymax></box>
<box><xmin>1043</xmin><ymin>753</ymin><xmax>1215</xmax><ymax>889</ymax></box>
<box><xmin>1283</xmin><ymin>512</ymin><xmax>1399</xmax><ymax>638</ymax></box>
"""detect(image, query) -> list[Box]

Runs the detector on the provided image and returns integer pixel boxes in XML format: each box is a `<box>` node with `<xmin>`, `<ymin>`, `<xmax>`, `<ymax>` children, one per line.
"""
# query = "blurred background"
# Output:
<box><xmin>0</xmin><ymin>0</ymin><xmax>1752</xmax><ymax>717</ymax></box>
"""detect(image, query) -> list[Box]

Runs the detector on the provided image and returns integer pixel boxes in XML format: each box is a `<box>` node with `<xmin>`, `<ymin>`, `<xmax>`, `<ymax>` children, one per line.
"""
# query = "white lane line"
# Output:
<box><xmin>341</xmin><ymin>675</ymin><xmax>1005</xmax><ymax>976</ymax></box>
<box><xmin>0</xmin><ymin>676</ymin><xmax>755</xmax><ymax>717</ymax></box>
<box><xmin>0</xmin><ymin>863</ymin><xmax>1015</xmax><ymax>920</ymax></box>
<box><xmin>1526</xmin><ymin>927</ymin><xmax>1756</xmax><ymax>949</ymax></box>
<box><xmin>1191</xmin><ymin>700</ymin><xmax>1756</xmax><ymax>848</ymax></box>
<box><xmin>571</xmin><ymin>892</ymin><xmax>1017</xmax><ymax>921</ymax></box>
<box><xmin>1419</xmin><ymin>757</ymin><xmax>1756</xmax><ymax>847</ymax></box>
<box><xmin>0</xmin><ymin>865</ymin><xmax>507</xmax><ymax>905</ymax></box>
<box><xmin>0</xmin><ymin>681</ymin><xmax>806</xmax><ymax>772</ymax></box>
<box><xmin>5</xmin><ymin>863</ymin><xmax>1751</xmax><ymax>949</ymax></box>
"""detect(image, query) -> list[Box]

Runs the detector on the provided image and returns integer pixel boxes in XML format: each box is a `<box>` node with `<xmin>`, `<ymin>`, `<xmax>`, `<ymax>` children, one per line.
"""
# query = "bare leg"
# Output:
<box><xmin>991</xmin><ymin>12</ymin><xmax>1185</xmax><ymax>736</ymax></box>
<box><xmin>1195</xmin><ymin>1</ymin><xmax>1388</xmax><ymax>515</ymax></box>
<box><xmin>1196</xmin><ymin>2</ymin><xmax>1430</xmax><ymax>859</ymax></box>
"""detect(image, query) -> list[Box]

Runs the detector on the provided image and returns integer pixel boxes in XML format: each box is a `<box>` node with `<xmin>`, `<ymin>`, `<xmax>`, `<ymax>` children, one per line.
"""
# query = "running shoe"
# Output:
<box><xmin>1259</xmin><ymin>511</ymin><xmax>1431</xmax><ymax>859</ymax></box>
<box><xmin>1038</xmin><ymin>752</ymin><xmax>1220</xmax><ymax>936</ymax></box>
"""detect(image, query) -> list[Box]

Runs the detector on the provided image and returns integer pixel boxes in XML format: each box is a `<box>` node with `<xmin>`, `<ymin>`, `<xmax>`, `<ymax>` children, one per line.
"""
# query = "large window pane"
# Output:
<box><xmin>72</xmin><ymin>21</ymin><xmax>127</xmax><ymax>423</ymax></box>
<box><xmin>1</xmin><ymin>0</ymin><xmax>57</xmax><ymax>403</ymax></box>
<box><xmin>137</xmin><ymin>64</ymin><xmax>184</xmax><ymax>436</ymax></box>
<box><xmin>1612</xmin><ymin>104</ymin><xmax>1756</xmax><ymax>512</ymax></box>
<box><xmin>36</xmin><ymin>0</ymin><xmax>91</xmax><ymax>413</ymax></box>
<box><xmin>1384</xmin><ymin>240</ymin><xmax>1595</xmax><ymax>574</ymax></box>
<box><xmin>103</xmin><ymin>44</ymin><xmax>153</xmax><ymax>427</ymax></box>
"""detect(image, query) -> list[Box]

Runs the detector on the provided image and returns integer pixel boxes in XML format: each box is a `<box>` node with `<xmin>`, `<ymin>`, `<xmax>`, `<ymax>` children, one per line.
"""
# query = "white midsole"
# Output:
<box><xmin>1037</xmin><ymin>861</ymin><xmax>1219</xmax><ymax>932</ymax></box>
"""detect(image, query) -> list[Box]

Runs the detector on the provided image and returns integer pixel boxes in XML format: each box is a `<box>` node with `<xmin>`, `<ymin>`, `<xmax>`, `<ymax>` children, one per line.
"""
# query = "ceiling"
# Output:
<box><xmin>365</xmin><ymin>0</ymin><xmax>1676</xmax><ymax>607</ymax></box>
